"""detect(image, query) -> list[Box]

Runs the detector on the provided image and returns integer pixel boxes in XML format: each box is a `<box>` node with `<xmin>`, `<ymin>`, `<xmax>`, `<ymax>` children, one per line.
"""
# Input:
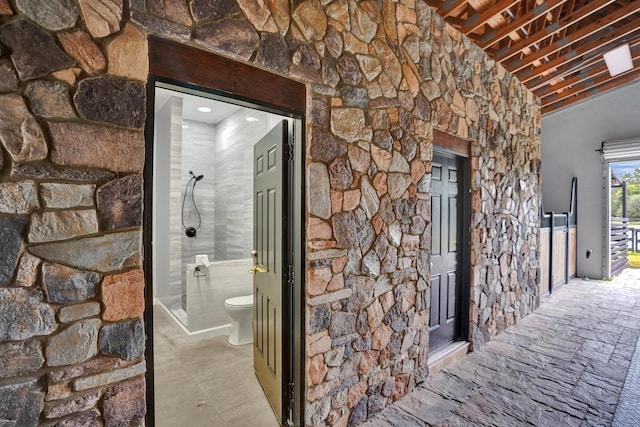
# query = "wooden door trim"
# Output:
<box><xmin>431</xmin><ymin>145</ymin><xmax>471</xmax><ymax>348</ymax></box>
<box><xmin>148</xmin><ymin>36</ymin><xmax>306</xmax><ymax>115</ymax></box>
<box><xmin>434</xmin><ymin>129</ymin><xmax>471</xmax><ymax>157</ymax></box>
<box><xmin>144</xmin><ymin>38</ymin><xmax>306</xmax><ymax>427</ymax></box>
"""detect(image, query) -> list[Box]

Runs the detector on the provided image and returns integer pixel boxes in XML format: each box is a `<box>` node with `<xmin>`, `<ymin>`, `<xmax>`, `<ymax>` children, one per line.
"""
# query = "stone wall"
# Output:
<box><xmin>0</xmin><ymin>0</ymin><xmax>540</xmax><ymax>426</ymax></box>
<box><xmin>0</xmin><ymin>1</ymin><xmax>147</xmax><ymax>426</ymax></box>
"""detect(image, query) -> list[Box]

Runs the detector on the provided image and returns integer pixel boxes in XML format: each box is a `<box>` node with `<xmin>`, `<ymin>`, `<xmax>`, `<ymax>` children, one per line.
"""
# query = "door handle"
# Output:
<box><xmin>249</xmin><ymin>264</ymin><xmax>267</xmax><ymax>274</ymax></box>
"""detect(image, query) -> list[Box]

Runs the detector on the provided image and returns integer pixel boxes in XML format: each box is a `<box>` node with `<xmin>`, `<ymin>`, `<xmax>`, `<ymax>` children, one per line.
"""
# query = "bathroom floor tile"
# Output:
<box><xmin>194</xmin><ymin>359</ymin><xmax>265</xmax><ymax>413</ymax></box>
<box><xmin>153</xmin><ymin>305</ymin><xmax>277</xmax><ymax>427</ymax></box>
<box><xmin>219</xmin><ymin>394</ymin><xmax>279</xmax><ymax>427</ymax></box>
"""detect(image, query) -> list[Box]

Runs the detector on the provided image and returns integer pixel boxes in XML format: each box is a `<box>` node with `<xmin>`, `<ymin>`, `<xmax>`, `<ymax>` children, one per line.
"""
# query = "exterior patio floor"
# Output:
<box><xmin>363</xmin><ymin>269</ymin><xmax>640</xmax><ymax>426</ymax></box>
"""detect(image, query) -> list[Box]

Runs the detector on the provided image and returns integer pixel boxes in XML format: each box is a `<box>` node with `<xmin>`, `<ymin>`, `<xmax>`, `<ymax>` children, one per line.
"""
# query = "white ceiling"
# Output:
<box><xmin>155</xmin><ymin>87</ymin><xmax>240</xmax><ymax>124</ymax></box>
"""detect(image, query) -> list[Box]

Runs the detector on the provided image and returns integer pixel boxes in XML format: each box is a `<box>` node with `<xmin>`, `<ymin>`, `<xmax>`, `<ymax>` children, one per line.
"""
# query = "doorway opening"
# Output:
<box><xmin>143</xmin><ymin>37</ymin><xmax>305</xmax><ymax>427</ymax></box>
<box><xmin>601</xmin><ymin>137</ymin><xmax>640</xmax><ymax>278</ymax></box>
<box><xmin>428</xmin><ymin>131</ymin><xmax>471</xmax><ymax>370</ymax></box>
<box><xmin>609</xmin><ymin>160</ymin><xmax>640</xmax><ymax>276</ymax></box>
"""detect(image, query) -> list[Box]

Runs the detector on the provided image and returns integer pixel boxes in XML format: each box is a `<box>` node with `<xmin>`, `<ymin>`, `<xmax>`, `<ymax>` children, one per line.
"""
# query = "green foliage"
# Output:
<box><xmin>628</xmin><ymin>251</ymin><xmax>640</xmax><ymax>268</ymax></box>
<box><xmin>611</xmin><ymin>167</ymin><xmax>640</xmax><ymax>219</ymax></box>
<box><xmin>621</xmin><ymin>169</ymin><xmax>640</xmax><ymax>184</ymax></box>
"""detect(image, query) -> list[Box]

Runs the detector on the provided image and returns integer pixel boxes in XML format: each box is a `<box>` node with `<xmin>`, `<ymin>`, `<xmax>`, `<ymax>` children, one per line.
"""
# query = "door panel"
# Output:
<box><xmin>431</xmin><ymin>195</ymin><xmax>442</xmax><ymax>255</ymax></box>
<box><xmin>447</xmin><ymin>272</ymin><xmax>457</xmax><ymax>320</ymax></box>
<box><xmin>430</xmin><ymin>275</ymin><xmax>441</xmax><ymax>327</ymax></box>
<box><xmin>429</xmin><ymin>152</ymin><xmax>463</xmax><ymax>351</ymax></box>
<box><xmin>448</xmin><ymin>196</ymin><xmax>457</xmax><ymax>253</ymax></box>
<box><xmin>254</xmin><ymin>121</ymin><xmax>287</xmax><ymax>422</ymax></box>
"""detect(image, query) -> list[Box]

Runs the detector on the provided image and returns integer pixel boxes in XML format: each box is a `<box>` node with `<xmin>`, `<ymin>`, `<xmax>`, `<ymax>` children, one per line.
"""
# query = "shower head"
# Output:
<box><xmin>189</xmin><ymin>171</ymin><xmax>204</xmax><ymax>182</ymax></box>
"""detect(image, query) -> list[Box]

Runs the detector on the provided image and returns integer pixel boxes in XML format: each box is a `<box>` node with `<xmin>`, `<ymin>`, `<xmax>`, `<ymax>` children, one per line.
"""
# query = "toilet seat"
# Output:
<box><xmin>224</xmin><ymin>295</ymin><xmax>253</xmax><ymax>309</ymax></box>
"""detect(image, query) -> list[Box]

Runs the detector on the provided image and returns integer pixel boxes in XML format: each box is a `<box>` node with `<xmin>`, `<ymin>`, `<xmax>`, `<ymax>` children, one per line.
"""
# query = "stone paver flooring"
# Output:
<box><xmin>363</xmin><ymin>270</ymin><xmax>640</xmax><ymax>426</ymax></box>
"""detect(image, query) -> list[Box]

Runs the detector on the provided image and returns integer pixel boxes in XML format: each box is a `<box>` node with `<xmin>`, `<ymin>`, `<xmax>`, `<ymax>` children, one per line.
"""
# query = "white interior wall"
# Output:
<box><xmin>541</xmin><ymin>79</ymin><xmax>640</xmax><ymax>279</ymax></box>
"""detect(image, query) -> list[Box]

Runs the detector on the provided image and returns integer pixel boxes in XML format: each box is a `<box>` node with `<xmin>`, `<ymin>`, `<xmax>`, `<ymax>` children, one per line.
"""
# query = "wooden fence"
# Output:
<box><xmin>611</xmin><ymin>217</ymin><xmax>629</xmax><ymax>276</ymax></box>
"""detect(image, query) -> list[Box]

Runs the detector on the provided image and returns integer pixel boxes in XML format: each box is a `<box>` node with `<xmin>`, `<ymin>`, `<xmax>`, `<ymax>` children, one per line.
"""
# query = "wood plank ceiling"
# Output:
<box><xmin>426</xmin><ymin>0</ymin><xmax>640</xmax><ymax>114</ymax></box>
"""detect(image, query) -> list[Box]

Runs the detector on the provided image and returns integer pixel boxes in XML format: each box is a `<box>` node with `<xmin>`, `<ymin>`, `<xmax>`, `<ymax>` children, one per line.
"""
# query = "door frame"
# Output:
<box><xmin>432</xmin><ymin>130</ymin><xmax>471</xmax><ymax>348</ymax></box>
<box><xmin>143</xmin><ymin>36</ymin><xmax>306</xmax><ymax>426</ymax></box>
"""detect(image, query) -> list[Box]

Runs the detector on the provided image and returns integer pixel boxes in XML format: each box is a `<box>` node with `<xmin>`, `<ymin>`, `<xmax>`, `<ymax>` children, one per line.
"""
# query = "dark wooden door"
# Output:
<box><xmin>429</xmin><ymin>152</ymin><xmax>463</xmax><ymax>351</ymax></box>
<box><xmin>253</xmin><ymin>121</ymin><xmax>287</xmax><ymax>422</ymax></box>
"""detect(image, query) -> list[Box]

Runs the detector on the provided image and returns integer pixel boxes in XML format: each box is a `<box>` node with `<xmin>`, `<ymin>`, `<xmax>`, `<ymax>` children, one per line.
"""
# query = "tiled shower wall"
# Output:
<box><xmin>214</xmin><ymin>109</ymin><xmax>285</xmax><ymax>261</ymax></box>
<box><xmin>179</xmin><ymin>119</ymin><xmax>216</xmax><ymax>281</ymax></box>
<box><xmin>161</xmin><ymin>98</ymin><xmax>287</xmax><ymax>316</ymax></box>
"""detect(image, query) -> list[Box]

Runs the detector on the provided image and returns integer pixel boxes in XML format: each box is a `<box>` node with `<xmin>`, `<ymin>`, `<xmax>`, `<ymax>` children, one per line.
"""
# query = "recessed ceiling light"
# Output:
<box><xmin>182</xmin><ymin>125</ymin><xmax>189</xmax><ymax>129</ymax></box>
<box><xmin>603</xmin><ymin>44</ymin><xmax>633</xmax><ymax>77</ymax></box>
<box><xmin>246</xmin><ymin>117</ymin><xmax>259</xmax><ymax>122</ymax></box>
<box><xmin>197</xmin><ymin>106</ymin><xmax>212</xmax><ymax>113</ymax></box>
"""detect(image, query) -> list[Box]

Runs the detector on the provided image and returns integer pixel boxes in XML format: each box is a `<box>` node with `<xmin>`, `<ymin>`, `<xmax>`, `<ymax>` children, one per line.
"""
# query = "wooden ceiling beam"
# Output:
<box><xmin>539</xmin><ymin>62</ymin><xmax>637</xmax><ymax>104</ymax></box>
<box><xmin>478</xmin><ymin>0</ymin><xmax>568</xmax><ymax>49</ymax></box>
<box><xmin>494</xmin><ymin>0</ymin><xmax>615</xmax><ymax>62</ymax></box>
<box><xmin>518</xmin><ymin>18</ymin><xmax>639</xmax><ymax>83</ymax></box>
<box><xmin>506</xmin><ymin>2</ymin><xmax>640</xmax><ymax>73</ymax></box>
<box><xmin>424</xmin><ymin>0</ymin><xmax>444</xmax><ymax>10</ymax></box>
<box><xmin>542</xmin><ymin>66</ymin><xmax>640</xmax><ymax>113</ymax></box>
<box><xmin>462</xmin><ymin>0</ymin><xmax>521</xmax><ymax>35</ymax></box>
<box><xmin>532</xmin><ymin>40</ymin><xmax>640</xmax><ymax>94</ymax></box>
<box><xmin>536</xmin><ymin>65</ymin><xmax>608</xmax><ymax>98</ymax></box>
<box><xmin>438</xmin><ymin>0</ymin><xmax>468</xmax><ymax>18</ymax></box>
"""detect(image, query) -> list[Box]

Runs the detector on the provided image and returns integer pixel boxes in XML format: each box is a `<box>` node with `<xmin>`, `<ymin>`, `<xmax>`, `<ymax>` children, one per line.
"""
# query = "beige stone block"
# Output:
<box><xmin>308</xmin><ymin>266</ymin><xmax>332</xmax><ymax>296</ymax></box>
<box><xmin>367</xmin><ymin>299</ymin><xmax>384</xmax><ymax>331</ymax></box>
<box><xmin>78</xmin><ymin>0</ymin><xmax>123</xmax><ymax>38</ymax></box>
<box><xmin>327</xmin><ymin>273</ymin><xmax>344</xmax><ymax>291</ymax></box>
<box><xmin>331</xmin><ymin>190</ymin><xmax>343</xmax><ymax>213</ymax></box>
<box><xmin>0</xmin><ymin>181</ymin><xmax>39</xmax><ymax>214</ymax></box>
<box><xmin>74</xmin><ymin>361</ymin><xmax>145</xmax><ymax>391</ymax></box>
<box><xmin>373</xmin><ymin>172</ymin><xmax>388</xmax><ymax>197</ymax></box>
<box><xmin>331</xmin><ymin>107</ymin><xmax>372</xmax><ymax>143</ymax></box>
<box><xmin>101</xmin><ymin>269</ymin><xmax>144</xmax><ymax>321</ymax></box>
<box><xmin>306</xmin><ymin>331</ymin><xmax>332</xmax><ymax>357</ymax></box>
<box><xmin>348</xmin><ymin>144</ymin><xmax>370</xmax><ymax>173</ymax></box>
<box><xmin>307</xmin><ymin>353</ymin><xmax>327</xmax><ymax>385</ymax></box>
<box><xmin>347</xmin><ymin>380</ymin><xmax>367</xmax><ymax>408</ymax></box>
<box><xmin>53</xmin><ymin>68</ymin><xmax>82</xmax><ymax>85</ymax></box>
<box><xmin>15</xmin><ymin>253</ymin><xmax>41</xmax><ymax>287</ymax></box>
<box><xmin>307</xmin><ymin>378</ymin><xmax>340</xmax><ymax>402</ymax></box>
<box><xmin>0</xmin><ymin>0</ymin><xmax>13</xmax><ymax>15</ymax></box>
<box><xmin>107</xmin><ymin>24</ymin><xmax>148</xmax><ymax>81</ymax></box>
<box><xmin>342</xmin><ymin>189</ymin><xmax>360</xmax><ymax>211</ymax></box>
<box><xmin>266</xmin><ymin>0</ymin><xmax>290</xmax><ymax>34</ymax></box>
<box><xmin>29</xmin><ymin>210</ymin><xmax>98</xmax><ymax>243</ymax></box>
<box><xmin>0</xmin><ymin>94</ymin><xmax>48</xmax><ymax>162</ymax></box>
<box><xmin>49</xmin><ymin>122</ymin><xmax>144</xmax><ymax>173</ymax></box>
<box><xmin>292</xmin><ymin>0</ymin><xmax>327</xmax><ymax>42</ymax></box>
<box><xmin>41</xmin><ymin>183</ymin><xmax>95</xmax><ymax>209</ymax></box>
<box><xmin>307</xmin><ymin>217</ymin><xmax>333</xmax><ymax>240</ymax></box>
<box><xmin>58</xmin><ymin>30</ymin><xmax>105</xmax><ymax>75</ymax></box>
<box><xmin>238</xmin><ymin>0</ymin><xmax>278</xmax><ymax>32</ymax></box>
<box><xmin>331</xmin><ymin>256</ymin><xmax>348</xmax><ymax>273</ymax></box>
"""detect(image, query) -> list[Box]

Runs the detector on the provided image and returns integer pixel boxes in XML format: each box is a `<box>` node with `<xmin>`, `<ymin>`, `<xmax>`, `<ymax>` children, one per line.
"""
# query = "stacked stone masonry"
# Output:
<box><xmin>0</xmin><ymin>0</ymin><xmax>540</xmax><ymax>426</ymax></box>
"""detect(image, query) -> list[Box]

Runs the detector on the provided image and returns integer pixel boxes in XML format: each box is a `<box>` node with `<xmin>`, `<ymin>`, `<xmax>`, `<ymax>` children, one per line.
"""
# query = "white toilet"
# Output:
<box><xmin>224</xmin><ymin>295</ymin><xmax>253</xmax><ymax>345</ymax></box>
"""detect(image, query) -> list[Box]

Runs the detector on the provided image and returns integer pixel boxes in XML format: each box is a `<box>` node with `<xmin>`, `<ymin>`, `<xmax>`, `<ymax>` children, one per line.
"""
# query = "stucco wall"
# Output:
<box><xmin>542</xmin><ymin>79</ymin><xmax>640</xmax><ymax>280</ymax></box>
<box><xmin>0</xmin><ymin>0</ymin><xmax>540</xmax><ymax>426</ymax></box>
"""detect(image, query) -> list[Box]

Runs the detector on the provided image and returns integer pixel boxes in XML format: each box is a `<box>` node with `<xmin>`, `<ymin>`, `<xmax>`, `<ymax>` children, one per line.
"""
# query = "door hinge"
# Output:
<box><xmin>286</xmin><ymin>381</ymin><xmax>295</xmax><ymax>426</ymax></box>
<box><xmin>287</xmin><ymin>264</ymin><xmax>295</xmax><ymax>287</ymax></box>
<box><xmin>287</xmin><ymin>139</ymin><xmax>295</xmax><ymax>161</ymax></box>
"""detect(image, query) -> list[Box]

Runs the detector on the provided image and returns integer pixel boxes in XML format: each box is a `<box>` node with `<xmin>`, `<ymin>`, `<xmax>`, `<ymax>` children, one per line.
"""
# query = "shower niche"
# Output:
<box><xmin>152</xmin><ymin>84</ymin><xmax>288</xmax><ymax>340</ymax></box>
